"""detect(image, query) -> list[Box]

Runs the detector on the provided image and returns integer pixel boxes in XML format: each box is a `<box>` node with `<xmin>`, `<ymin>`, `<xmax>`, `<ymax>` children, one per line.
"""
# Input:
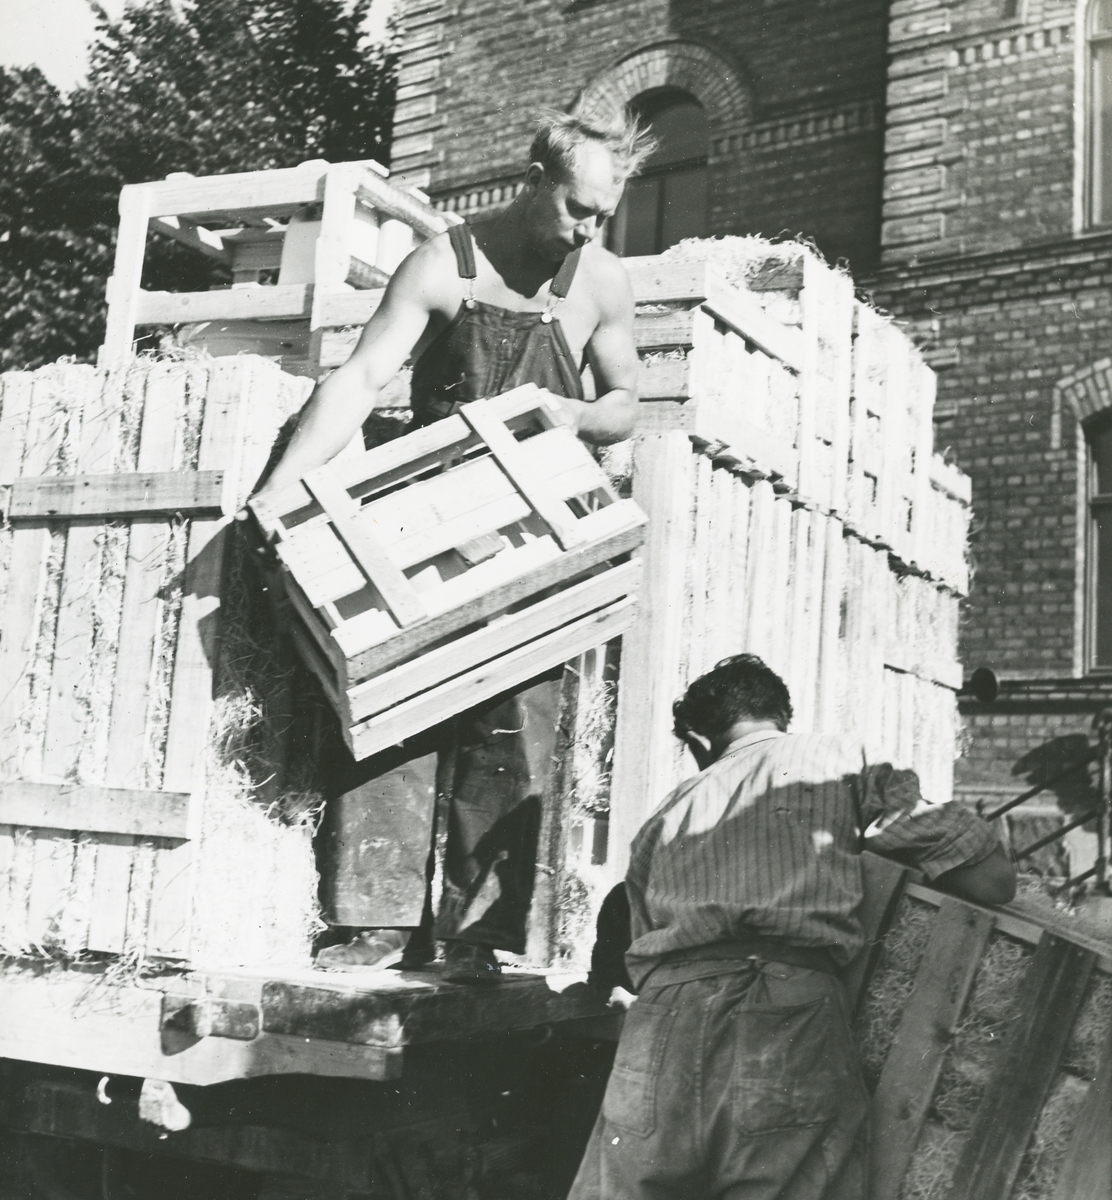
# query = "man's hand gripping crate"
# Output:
<box><xmin>249</xmin><ymin>385</ymin><xmax>647</xmax><ymax>759</ymax></box>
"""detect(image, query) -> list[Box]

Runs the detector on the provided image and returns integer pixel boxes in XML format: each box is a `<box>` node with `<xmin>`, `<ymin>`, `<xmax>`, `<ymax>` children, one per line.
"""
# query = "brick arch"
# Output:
<box><xmin>1057</xmin><ymin>359</ymin><xmax>1112</xmax><ymax>423</ymax></box>
<box><xmin>574</xmin><ymin>42</ymin><xmax>750</xmax><ymax>141</ymax></box>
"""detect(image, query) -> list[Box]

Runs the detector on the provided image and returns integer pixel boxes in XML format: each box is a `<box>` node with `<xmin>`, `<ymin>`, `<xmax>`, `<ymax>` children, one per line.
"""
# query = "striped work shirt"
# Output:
<box><xmin>625</xmin><ymin>729</ymin><xmax>999</xmax><ymax>988</ymax></box>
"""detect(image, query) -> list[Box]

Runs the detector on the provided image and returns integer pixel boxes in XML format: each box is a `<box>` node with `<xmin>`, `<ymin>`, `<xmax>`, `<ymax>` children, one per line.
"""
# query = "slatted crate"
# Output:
<box><xmin>855</xmin><ymin>856</ymin><xmax>1112</xmax><ymax>1200</ymax></box>
<box><xmin>249</xmin><ymin>384</ymin><xmax>647</xmax><ymax>760</ymax></box>
<box><xmin>0</xmin><ymin>356</ymin><xmax>322</xmax><ymax>968</ymax></box>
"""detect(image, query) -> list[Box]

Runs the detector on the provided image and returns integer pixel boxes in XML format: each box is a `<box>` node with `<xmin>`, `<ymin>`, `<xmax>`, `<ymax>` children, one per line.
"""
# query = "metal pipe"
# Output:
<box><xmin>1014</xmin><ymin>808</ymin><xmax>1101</xmax><ymax>860</ymax></box>
<box><xmin>981</xmin><ymin>747</ymin><xmax>1098</xmax><ymax>821</ymax></box>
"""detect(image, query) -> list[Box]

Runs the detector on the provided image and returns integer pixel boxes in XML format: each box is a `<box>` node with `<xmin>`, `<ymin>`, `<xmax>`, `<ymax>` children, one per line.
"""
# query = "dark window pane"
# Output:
<box><xmin>661</xmin><ymin>166</ymin><xmax>709</xmax><ymax>248</ymax></box>
<box><xmin>1095</xmin><ymin>508</ymin><xmax>1112</xmax><ymax>666</ymax></box>
<box><xmin>622</xmin><ymin>176</ymin><xmax>662</xmax><ymax>257</ymax></box>
<box><xmin>1093</xmin><ymin>423</ymin><xmax>1112</xmax><ymax>493</ymax></box>
<box><xmin>644</xmin><ymin>101</ymin><xmax>711</xmax><ymax>169</ymax></box>
<box><xmin>1093</xmin><ymin>42</ymin><xmax>1112</xmax><ymax>223</ymax></box>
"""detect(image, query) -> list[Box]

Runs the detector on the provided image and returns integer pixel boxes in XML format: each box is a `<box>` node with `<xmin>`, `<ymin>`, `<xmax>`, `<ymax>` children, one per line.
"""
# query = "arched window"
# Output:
<box><xmin>1089</xmin><ymin>0</ymin><xmax>1112</xmax><ymax>225</ymax></box>
<box><xmin>1086</xmin><ymin>416</ymin><xmax>1112</xmax><ymax>667</ymax></box>
<box><xmin>607</xmin><ymin>89</ymin><xmax>709</xmax><ymax>256</ymax></box>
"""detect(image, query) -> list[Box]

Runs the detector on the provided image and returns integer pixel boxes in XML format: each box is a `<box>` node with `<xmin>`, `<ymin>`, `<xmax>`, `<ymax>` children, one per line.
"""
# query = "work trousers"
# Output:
<box><xmin>318</xmin><ymin>674</ymin><xmax>560</xmax><ymax>953</ymax></box>
<box><xmin>568</xmin><ymin>960</ymin><xmax>869</xmax><ymax>1200</ymax></box>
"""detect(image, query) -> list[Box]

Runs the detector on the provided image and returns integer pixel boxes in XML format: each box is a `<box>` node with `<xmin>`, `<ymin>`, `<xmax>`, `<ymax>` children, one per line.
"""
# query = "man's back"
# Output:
<box><xmin>625</xmin><ymin>729</ymin><xmax>998</xmax><ymax>988</ymax></box>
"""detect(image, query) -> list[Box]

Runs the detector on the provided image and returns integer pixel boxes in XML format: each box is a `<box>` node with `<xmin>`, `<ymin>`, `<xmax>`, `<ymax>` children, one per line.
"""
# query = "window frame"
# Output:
<box><xmin>606</xmin><ymin>89</ymin><xmax>710</xmax><ymax>257</ymax></box>
<box><xmin>1084</xmin><ymin>414</ymin><xmax>1112</xmax><ymax>670</ymax></box>
<box><xmin>1087</xmin><ymin>0</ymin><xmax>1112</xmax><ymax>228</ymax></box>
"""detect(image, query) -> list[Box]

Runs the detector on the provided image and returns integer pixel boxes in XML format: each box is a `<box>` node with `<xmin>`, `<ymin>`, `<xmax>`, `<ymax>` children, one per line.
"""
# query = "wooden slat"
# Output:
<box><xmin>460</xmin><ymin>399</ymin><xmax>583</xmax><ymax>548</ymax></box>
<box><xmin>948</xmin><ymin>934</ymin><xmax>1097</xmax><ymax>1200</ymax></box>
<box><xmin>0</xmin><ymin>372</ymin><xmax>73</xmax><ymax>781</ymax></box>
<box><xmin>343</xmin><ymin>522</ymin><xmax>644</xmax><ymax>677</ymax></box>
<box><xmin>135</xmin><ymin>284</ymin><xmax>312</xmax><ymax>326</ymax></box>
<box><xmin>870</xmin><ymin>898</ymin><xmax>994</xmax><ymax>1200</ymax></box>
<box><xmin>0</xmin><ymin>372</ymin><xmax>34</xmax><ymax>485</ymax></box>
<box><xmin>609</xmin><ymin>432</ymin><xmax>696</xmax><ymax>879</ymax></box>
<box><xmin>41</xmin><ymin>372</ymin><xmax>120</xmax><ymax>779</ymax></box>
<box><xmin>144</xmin><ymin>163</ymin><xmax>328</xmax><ymax>218</ymax></box>
<box><xmin>250</xmin><ymin>384</ymin><xmax>547</xmax><ymax>529</ymax></box>
<box><xmin>302</xmin><ymin>471</ymin><xmax>426</xmax><ymax>627</ymax></box>
<box><xmin>151</xmin><ymin>216</ymin><xmax>231</xmax><ymax>264</ymax></box>
<box><xmin>0</xmin><ymin>781</ymin><xmax>190</xmax><ymax>839</ymax></box>
<box><xmin>349</xmin><ymin>596</ymin><xmax>637</xmax><ymax>760</ymax></box>
<box><xmin>86</xmin><ymin>833</ymin><xmax>136</xmax><ymax>954</ymax></box>
<box><xmin>843</xmin><ymin>852</ymin><xmax>908</xmax><ymax>1015</ymax></box>
<box><xmin>1052</xmin><ymin>1018</ymin><xmax>1112</xmax><ymax>1200</ymax></box>
<box><xmin>104</xmin><ymin>366</ymin><xmax>188</xmax><ymax>789</ymax></box>
<box><xmin>154</xmin><ymin>359</ymin><xmax>254</xmax><ymax>957</ymax></box>
<box><xmin>26</xmin><ymin>832</ymin><xmax>76</xmax><ymax>948</ymax></box>
<box><xmin>10</xmin><ymin>470</ymin><xmax>225</xmax><ymax>520</ymax></box>
<box><xmin>347</xmin><ymin>560</ymin><xmax>642</xmax><ymax>722</ymax></box>
<box><xmin>101</xmin><ymin>185</ymin><xmax>153</xmax><ymax>365</ymax></box>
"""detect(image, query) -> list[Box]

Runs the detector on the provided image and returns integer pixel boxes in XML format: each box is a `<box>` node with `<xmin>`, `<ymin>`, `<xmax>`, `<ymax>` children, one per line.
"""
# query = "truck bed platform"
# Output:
<box><xmin>0</xmin><ymin>957</ymin><xmax>611</xmax><ymax>1086</ymax></box>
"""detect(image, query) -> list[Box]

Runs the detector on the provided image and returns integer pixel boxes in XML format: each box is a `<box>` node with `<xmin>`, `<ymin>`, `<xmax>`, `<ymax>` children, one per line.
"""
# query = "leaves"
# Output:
<box><xmin>1</xmin><ymin>0</ymin><xmax>396</xmax><ymax>371</ymax></box>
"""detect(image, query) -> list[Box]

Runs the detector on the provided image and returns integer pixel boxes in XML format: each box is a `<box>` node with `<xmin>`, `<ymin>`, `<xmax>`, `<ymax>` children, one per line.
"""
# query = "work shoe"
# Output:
<box><xmin>316</xmin><ymin>928</ymin><xmax>408</xmax><ymax>970</ymax></box>
<box><xmin>397</xmin><ymin>922</ymin><xmax>436</xmax><ymax>970</ymax></box>
<box><xmin>442</xmin><ymin>941</ymin><xmax>502</xmax><ymax>985</ymax></box>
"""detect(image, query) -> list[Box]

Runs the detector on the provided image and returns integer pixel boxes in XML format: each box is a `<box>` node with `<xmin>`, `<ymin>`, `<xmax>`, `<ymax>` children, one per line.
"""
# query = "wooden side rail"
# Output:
<box><xmin>0</xmin><ymin>781</ymin><xmax>190</xmax><ymax>841</ymax></box>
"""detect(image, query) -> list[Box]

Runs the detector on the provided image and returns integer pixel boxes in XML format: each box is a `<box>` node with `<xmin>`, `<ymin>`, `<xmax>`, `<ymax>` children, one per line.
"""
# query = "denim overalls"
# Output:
<box><xmin>319</xmin><ymin>224</ymin><xmax>585</xmax><ymax>952</ymax></box>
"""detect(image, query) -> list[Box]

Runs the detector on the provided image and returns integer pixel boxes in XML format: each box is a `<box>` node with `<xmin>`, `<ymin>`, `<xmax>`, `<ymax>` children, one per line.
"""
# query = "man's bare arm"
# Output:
<box><xmin>558</xmin><ymin>252</ymin><xmax>638</xmax><ymax>444</ymax></box>
<box><xmin>254</xmin><ymin>241</ymin><xmax>445</xmax><ymax>497</ymax></box>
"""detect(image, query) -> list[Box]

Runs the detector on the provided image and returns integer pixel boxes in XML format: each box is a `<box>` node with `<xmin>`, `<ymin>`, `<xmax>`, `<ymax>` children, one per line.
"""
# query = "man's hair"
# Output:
<box><xmin>529</xmin><ymin>108</ymin><xmax>657</xmax><ymax>184</ymax></box>
<box><xmin>672</xmin><ymin>654</ymin><xmax>793</xmax><ymax>741</ymax></box>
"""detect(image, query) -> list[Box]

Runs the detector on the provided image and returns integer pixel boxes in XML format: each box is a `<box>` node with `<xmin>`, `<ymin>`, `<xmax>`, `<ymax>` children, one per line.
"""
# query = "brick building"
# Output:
<box><xmin>389</xmin><ymin>0</ymin><xmax>1112</xmax><ymax>871</ymax></box>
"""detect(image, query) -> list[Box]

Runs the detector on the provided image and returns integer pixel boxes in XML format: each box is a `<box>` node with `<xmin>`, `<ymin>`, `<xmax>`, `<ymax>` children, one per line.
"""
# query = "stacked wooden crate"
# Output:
<box><xmin>603</xmin><ymin>242</ymin><xmax>971</xmax><ymax>870</ymax></box>
<box><xmin>0</xmin><ymin>356</ymin><xmax>321</xmax><ymax>968</ymax></box>
<box><xmin>100</xmin><ymin>159</ymin><xmax>451</xmax><ymax>374</ymax></box>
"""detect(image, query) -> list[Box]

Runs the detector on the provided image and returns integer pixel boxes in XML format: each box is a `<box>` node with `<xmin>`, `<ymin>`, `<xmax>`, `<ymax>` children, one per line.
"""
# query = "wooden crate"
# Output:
<box><xmin>0</xmin><ymin>357</ymin><xmax>319</xmax><ymax>966</ymax></box>
<box><xmin>100</xmin><ymin>159</ymin><xmax>454</xmax><ymax>374</ymax></box>
<box><xmin>854</xmin><ymin>856</ymin><xmax>1112</xmax><ymax>1200</ymax></box>
<box><xmin>249</xmin><ymin>384</ymin><xmax>647</xmax><ymax>760</ymax></box>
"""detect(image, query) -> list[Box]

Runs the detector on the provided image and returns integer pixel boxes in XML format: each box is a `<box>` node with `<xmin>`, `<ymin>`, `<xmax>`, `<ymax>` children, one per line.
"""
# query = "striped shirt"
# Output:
<box><xmin>625</xmin><ymin>729</ymin><xmax>999</xmax><ymax>987</ymax></box>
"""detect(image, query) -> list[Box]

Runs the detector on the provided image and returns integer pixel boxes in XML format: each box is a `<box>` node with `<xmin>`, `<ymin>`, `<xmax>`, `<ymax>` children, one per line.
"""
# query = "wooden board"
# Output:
<box><xmin>870</xmin><ymin>898</ymin><xmax>994</xmax><ymax>1200</ymax></box>
<box><xmin>1052</xmin><ymin>1018</ymin><xmax>1112</xmax><ymax>1200</ymax></box>
<box><xmin>346</xmin><ymin>560</ymin><xmax>641</xmax><ymax>723</ymax></box>
<box><xmin>0</xmin><ymin>781</ymin><xmax>189</xmax><ymax>839</ymax></box>
<box><xmin>9</xmin><ymin>469</ymin><xmax>224</xmax><ymax>520</ymax></box>
<box><xmin>41</xmin><ymin>371</ymin><xmax>119</xmax><ymax>782</ymax></box>
<box><xmin>948</xmin><ymin>934</ymin><xmax>1097</xmax><ymax>1200</ymax></box>
<box><xmin>349</xmin><ymin>596</ymin><xmax>637</xmax><ymax>759</ymax></box>
<box><xmin>843</xmin><ymin>852</ymin><xmax>908</xmax><ymax>1015</ymax></box>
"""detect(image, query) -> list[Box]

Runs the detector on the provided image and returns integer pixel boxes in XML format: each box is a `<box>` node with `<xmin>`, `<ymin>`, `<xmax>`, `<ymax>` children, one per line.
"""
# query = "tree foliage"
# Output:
<box><xmin>1</xmin><ymin>0</ymin><xmax>397</xmax><ymax>371</ymax></box>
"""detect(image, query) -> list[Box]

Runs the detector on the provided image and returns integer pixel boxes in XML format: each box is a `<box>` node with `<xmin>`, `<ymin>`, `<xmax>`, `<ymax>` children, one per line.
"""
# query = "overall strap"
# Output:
<box><xmin>448</xmin><ymin>222</ymin><xmax>478</xmax><ymax>306</ymax></box>
<box><xmin>543</xmin><ymin>246</ymin><xmax>582</xmax><ymax>322</ymax></box>
<box><xmin>550</xmin><ymin>246</ymin><xmax>582</xmax><ymax>299</ymax></box>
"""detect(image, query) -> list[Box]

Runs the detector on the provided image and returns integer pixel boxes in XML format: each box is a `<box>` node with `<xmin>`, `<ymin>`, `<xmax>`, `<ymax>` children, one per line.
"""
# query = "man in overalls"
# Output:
<box><xmin>254</xmin><ymin>111</ymin><xmax>653</xmax><ymax>982</ymax></box>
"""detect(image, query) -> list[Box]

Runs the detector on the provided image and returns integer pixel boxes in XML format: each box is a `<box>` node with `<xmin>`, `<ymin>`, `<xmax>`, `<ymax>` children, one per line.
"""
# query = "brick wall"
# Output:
<box><xmin>881</xmin><ymin>0</ymin><xmax>1077</xmax><ymax>264</ymax></box>
<box><xmin>392</xmin><ymin>0</ymin><xmax>890</xmax><ymax>272</ymax></box>
<box><xmin>874</xmin><ymin>237</ymin><xmax>1112</xmax><ymax>680</ymax></box>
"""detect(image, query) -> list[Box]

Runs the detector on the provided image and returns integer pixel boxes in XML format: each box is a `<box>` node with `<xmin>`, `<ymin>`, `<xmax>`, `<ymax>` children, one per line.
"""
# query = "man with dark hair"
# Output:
<box><xmin>252</xmin><ymin>109</ymin><xmax>652</xmax><ymax>982</ymax></box>
<box><xmin>572</xmin><ymin>654</ymin><xmax>1015</xmax><ymax>1200</ymax></box>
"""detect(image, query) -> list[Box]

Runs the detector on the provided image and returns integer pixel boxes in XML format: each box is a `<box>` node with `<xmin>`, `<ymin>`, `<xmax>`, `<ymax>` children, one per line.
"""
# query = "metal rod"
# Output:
<box><xmin>1050</xmin><ymin>865</ymin><xmax>1098</xmax><ymax>892</ymax></box>
<box><xmin>1014</xmin><ymin>808</ymin><xmax>1101</xmax><ymax>860</ymax></box>
<box><xmin>982</xmin><ymin>748</ymin><xmax>1098</xmax><ymax>822</ymax></box>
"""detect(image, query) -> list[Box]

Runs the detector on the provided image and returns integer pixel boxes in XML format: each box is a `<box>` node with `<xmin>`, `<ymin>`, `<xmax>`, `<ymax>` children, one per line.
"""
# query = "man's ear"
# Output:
<box><xmin>679</xmin><ymin>730</ymin><xmax>714</xmax><ymax>770</ymax></box>
<box><xmin>523</xmin><ymin>162</ymin><xmax>546</xmax><ymax>191</ymax></box>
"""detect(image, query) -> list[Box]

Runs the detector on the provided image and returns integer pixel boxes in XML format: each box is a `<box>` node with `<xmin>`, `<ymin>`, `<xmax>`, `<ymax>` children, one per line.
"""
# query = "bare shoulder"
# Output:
<box><xmin>578</xmin><ymin>241</ymin><xmax>628</xmax><ymax>309</ymax></box>
<box><xmin>384</xmin><ymin>229</ymin><xmax>462</xmax><ymax>314</ymax></box>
